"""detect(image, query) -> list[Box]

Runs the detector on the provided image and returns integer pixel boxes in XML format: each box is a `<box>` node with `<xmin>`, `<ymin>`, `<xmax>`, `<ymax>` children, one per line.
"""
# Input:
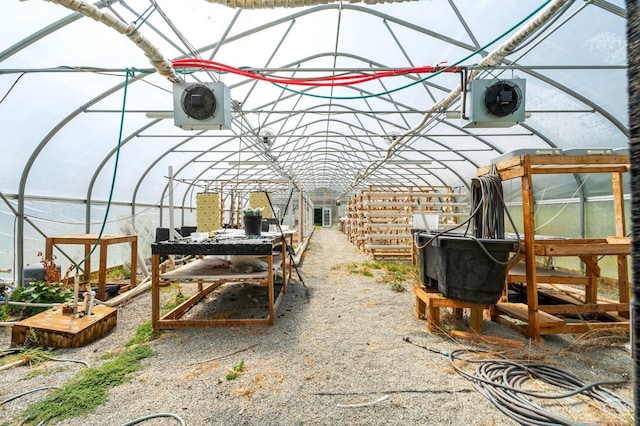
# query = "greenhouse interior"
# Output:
<box><xmin>2</xmin><ymin>0</ymin><xmax>640</xmax><ymax>424</ymax></box>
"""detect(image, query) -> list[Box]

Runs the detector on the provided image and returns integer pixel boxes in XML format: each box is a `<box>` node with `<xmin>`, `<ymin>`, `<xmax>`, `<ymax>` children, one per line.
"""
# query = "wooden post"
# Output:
<box><xmin>521</xmin><ymin>155</ymin><xmax>541</xmax><ymax>341</ymax></box>
<box><xmin>98</xmin><ymin>239</ymin><xmax>108</xmax><ymax>300</ymax></box>
<box><xmin>612</xmin><ymin>171</ymin><xmax>630</xmax><ymax>313</ymax></box>
<box><xmin>151</xmin><ymin>254</ymin><xmax>160</xmax><ymax>331</ymax></box>
<box><xmin>267</xmin><ymin>253</ymin><xmax>275</xmax><ymax>325</ymax></box>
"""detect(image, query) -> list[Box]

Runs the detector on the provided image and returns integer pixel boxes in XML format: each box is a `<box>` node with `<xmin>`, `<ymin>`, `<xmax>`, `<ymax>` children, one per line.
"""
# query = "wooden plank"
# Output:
<box><xmin>530</xmin><ymin>154</ymin><xmax>629</xmax><ymax>166</ymax></box>
<box><xmin>520</xmin><ymin>158</ymin><xmax>541</xmax><ymax>340</ymax></box>
<box><xmin>535</xmin><ymin>242</ymin><xmax>630</xmax><ymax>256</ymax></box>
<box><xmin>528</xmin><ymin>166</ymin><xmax>629</xmax><ymax>174</ymax></box>
<box><xmin>541</xmin><ymin>321</ymin><xmax>630</xmax><ymax>335</ymax></box>
<box><xmin>427</xmin><ymin>295</ymin><xmax>487</xmax><ymax>310</ymax></box>
<box><xmin>491</xmin><ymin>155</ymin><xmax>527</xmax><ymax>170</ymax></box>
<box><xmin>366</xmin><ymin>245</ymin><xmax>412</xmax><ymax>250</ymax></box>
<box><xmin>451</xmin><ymin>330</ymin><xmax>524</xmax><ymax>349</ymax></box>
<box><xmin>498</xmin><ymin>168</ymin><xmax>526</xmax><ymax>181</ymax></box>
<box><xmin>495</xmin><ymin>303</ymin><xmax>563</xmax><ymax>325</ymax></box>
<box><xmin>11</xmin><ymin>305</ymin><xmax>117</xmax><ymax>348</ymax></box>
<box><xmin>365</xmin><ymin>234</ymin><xmax>413</xmax><ymax>239</ymax></box>
<box><xmin>493</xmin><ymin>315</ymin><xmax>527</xmax><ymax>336</ymax></box>
<box><xmin>539</xmin><ymin>303</ymin><xmax>629</xmax><ymax>315</ymax></box>
<box><xmin>162</xmin><ymin>281</ymin><xmax>227</xmax><ymax>320</ymax></box>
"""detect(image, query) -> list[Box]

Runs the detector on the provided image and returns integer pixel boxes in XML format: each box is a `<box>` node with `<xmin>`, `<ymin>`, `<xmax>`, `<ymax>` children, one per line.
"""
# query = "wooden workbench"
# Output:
<box><xmin>151</xmin><ymin>233</ymin><xmax>291</xmax><ymax>330</ymax></box>
<box><xmin>45</xmin><ymin>234</ymin><xmax>138</xmax><ymax>300</ymax></box>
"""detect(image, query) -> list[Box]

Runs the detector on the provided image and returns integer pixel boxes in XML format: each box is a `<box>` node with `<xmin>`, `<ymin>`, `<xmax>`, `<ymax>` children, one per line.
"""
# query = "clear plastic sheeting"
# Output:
<box><xmin>0</xmin><ymin>0</ymin><xmax>630</xmax><ymax>282</ymax></box>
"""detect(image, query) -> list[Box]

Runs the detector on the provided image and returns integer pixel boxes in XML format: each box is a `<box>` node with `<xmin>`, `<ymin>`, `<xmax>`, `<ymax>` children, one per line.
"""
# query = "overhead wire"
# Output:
<box><xmin>74</xmin><ymin>68</ymin><xmax>133</xmax><ymax>274</ymax></box>
<box><xmin>171</xmin><ymin>58</ymin><xmax>459</xmax><ymax>87</ymax></box>
<box><xmin>0</xmin><ymin>72</ymin><xmax>26</xmax><ymax>104</ymax></box>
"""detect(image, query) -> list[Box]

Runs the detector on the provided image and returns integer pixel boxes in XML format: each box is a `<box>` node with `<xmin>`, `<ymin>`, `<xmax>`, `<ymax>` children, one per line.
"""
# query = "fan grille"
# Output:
<box><xmin>483</xmin><ymin>81</ymin><xmax>523</xmax><ymax>117</ymax></box>
<box><xmin>180</xmin><ymin>84</ymin><xmax>217</xmax><ymax>120</ymax></box>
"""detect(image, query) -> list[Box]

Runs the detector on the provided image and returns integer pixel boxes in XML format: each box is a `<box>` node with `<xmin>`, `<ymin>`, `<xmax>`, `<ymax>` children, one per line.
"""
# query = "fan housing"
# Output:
<box><xmin>173</xmin><ymin>82</ymin><xmax>231</xmax><ymax>130</ymax></box>
<box><xmin>464</xmin><ymin>79</ymin><xmax>526</xmax><ymax>128</ymax></box>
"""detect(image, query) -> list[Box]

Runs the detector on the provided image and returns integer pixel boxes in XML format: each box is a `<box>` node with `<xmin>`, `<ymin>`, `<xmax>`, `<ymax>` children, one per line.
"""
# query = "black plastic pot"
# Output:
<box><xmin>243</xmin><ymin>215</ymin><xmax>263</xmax><ymax>236</ymax></box>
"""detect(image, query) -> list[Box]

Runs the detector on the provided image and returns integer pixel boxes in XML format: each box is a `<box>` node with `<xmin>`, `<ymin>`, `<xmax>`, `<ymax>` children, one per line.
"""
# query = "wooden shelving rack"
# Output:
<box><xmin>346</xmin><ymin>185</ymin><xmax>469</xmax><ymax>260</ymax></box>
<box><xmin>477</xmin><ymin>153</ymin><xmax>630</xmax><ymax>341</ymax></box>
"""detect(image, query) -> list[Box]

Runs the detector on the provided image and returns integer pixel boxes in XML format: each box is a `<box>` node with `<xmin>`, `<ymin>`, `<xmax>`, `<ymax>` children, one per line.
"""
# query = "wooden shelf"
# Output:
<box><xmin>160</xmin><ymin>254</ymin><xmax>283</xmax><ymax>281</ymax></box>
<box><xmin>346</xmin><ymin>185</ymin><xmax>469</xmax><ymax>259</ymax></box>
<box><xmin>479</xmin><ymin>153</ymin><xmax>630</xmax><ymax>341</ymax></box>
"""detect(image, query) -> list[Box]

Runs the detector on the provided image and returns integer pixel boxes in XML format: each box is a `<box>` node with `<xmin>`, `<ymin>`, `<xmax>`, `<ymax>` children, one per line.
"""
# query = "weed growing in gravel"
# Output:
<box><xmin>161</xmin><ymin>284</ymin><xmax>189</xmax><ymax>314</ymax></box>
<box><xmin>335</xmin><ymin>260</ymin><xmax>417</xmax><ymax>292</ymax></box>
<box><xmin>376</xmin><ymin>261</ymin><xmax>418</xmax><ymax>292</ymax></box>
<box><xmin>17</xmin><ymin>345</ymin><xmax>155</xmax><ymax>425</ymax></box>
<box><xmin>21</xmin><ymin>366</ymin><xmax>66</xmax><ymax>381</ymax></box>
<box><xmin>1</xmin><ymin>347</ymin><xmax>49</xmax><ymax>369</ymax></box>
<box><xmin>226</xmin><ymin>360</ymin><xmax>246</xmax><ymax>380</ymax></box>
<box><xmin>126</xmin><ymin>319</ymin><xmax>160</xmax><ymax>347</ymax></box>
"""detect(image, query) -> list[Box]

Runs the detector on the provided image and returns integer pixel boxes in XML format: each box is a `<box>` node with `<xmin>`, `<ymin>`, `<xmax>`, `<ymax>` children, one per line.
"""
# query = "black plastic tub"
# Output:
<box><xmin>417</xmin><ymin>233</ymin><xmax>515</xmax><ymax>305</ymax></box>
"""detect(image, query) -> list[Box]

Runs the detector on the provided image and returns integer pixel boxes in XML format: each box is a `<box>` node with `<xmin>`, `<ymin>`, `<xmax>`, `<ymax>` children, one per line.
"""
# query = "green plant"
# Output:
<box><xmin>126</xmin><ymin>320</ymin><xmax>160</xmax><ymax>347</ymax></box>
<box><xmin>377</xmin><ymin>261</ymin><xmax>416</xmax><ymax>292</ymax></box>
<box><xmin>9</xmin><ymin>281</ymin><xmax>73</xmax><ymax>317</ymax></box>
<box><xmin>226</xmin><ymin>360</ymin><xmax>245</xmax><ymax>380</ymax></box>
<box><xmin>162</xmin><ymin>285</ymin><xmax>188</xmax><ymax>313</ymax></box>
<box><xmin>18</xmin><ymin>345</ymin><xmax>154</xmax><ymax>425</ymax></box>
<box><xmin>244</xmin><ymin>207</ymin><xmax>263</xmax><ymax>217</ymax></box>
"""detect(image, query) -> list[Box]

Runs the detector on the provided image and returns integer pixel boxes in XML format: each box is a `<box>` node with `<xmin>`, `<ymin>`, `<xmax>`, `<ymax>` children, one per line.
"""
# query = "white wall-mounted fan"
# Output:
<box><xmin>464</xmin><ymin>79</ymin><xmax>526</xmax><ymax>128</ymax></box>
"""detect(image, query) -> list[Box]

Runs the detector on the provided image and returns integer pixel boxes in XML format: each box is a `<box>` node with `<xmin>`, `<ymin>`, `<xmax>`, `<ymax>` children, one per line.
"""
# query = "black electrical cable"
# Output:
<box><xmin>263</xmin><ymin>191</ymin><xmax>309</xmax><ymax>297</ymax></box>
<box><xmin>413</xmin><ymin>172</ymin><xmax>522</xmax><ymax>266</ymax></box>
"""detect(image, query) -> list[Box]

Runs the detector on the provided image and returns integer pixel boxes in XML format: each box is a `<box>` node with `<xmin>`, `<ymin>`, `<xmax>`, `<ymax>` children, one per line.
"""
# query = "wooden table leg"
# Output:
<box><xmin>268</xmin><ymin>254</ymin><xmax>275</xmax><ymax>325</ymax></box>
<box><xmin>83</xmin><ymin>244</ymin><xmax>91</xmax><ymax>283</ymax></box>
<box><xmin>469</xmin><ymin>308</ymin><xmax>483</xmax><ymax>333</ymax></box>
<box><xmin>151</xmin><ymin>254</ymin><xmax>160</xmax><ymax>331</ymax></box>
<box><xmin>98</xmin><ymin>240</ymin><xmax>107</xmax><ymax>300</ymax></box>
<box><xmin>130</xmin><ymin>236</ymin><xmax>138</xmax><ymax>289</ymax></box>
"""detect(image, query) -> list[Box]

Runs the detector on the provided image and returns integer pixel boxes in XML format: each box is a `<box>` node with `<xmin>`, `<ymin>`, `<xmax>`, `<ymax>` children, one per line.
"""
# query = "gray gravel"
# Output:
<box><xmin>0</xmin><ymin>227</ymin><xmax>634</xmax><ymax>425</ymax></box>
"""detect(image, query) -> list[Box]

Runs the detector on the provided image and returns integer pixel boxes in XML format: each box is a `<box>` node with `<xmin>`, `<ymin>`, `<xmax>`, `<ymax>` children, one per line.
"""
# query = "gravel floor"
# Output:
<box><xmin>0</xmin><ymin>227</ymin><xmax>634</xmax><ymax>425</ymax></box>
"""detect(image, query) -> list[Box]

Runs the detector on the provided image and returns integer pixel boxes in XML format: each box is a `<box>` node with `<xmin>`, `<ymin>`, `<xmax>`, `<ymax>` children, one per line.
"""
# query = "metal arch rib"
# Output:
<box><xmin>0</xmin><ymin>0</ymin><xmax>118</xmax><ymax>63</ymax></box>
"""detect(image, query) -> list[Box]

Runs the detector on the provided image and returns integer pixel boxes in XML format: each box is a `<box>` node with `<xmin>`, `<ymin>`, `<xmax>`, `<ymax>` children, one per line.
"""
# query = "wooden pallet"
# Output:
<box><xmin>11</xmin><ymin>305</ymin><xmax>117</xmax><ymax>348</ymax></box>
<box><xmin>413</xmin><ymin>284</ymin><xmax>487</xmax><ymax>334</ymax></box>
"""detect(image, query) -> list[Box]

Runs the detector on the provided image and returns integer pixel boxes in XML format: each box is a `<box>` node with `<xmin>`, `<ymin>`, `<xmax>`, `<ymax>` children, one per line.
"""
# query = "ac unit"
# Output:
<box><xmin>463</xmin><ymin>79</ymin><xmax>526</xmax><ymax>128</ymax></box>
<box><xmin>173</xmin><ymin>82</ymin><xmax>231</xmax><ymax>130</ymax></box>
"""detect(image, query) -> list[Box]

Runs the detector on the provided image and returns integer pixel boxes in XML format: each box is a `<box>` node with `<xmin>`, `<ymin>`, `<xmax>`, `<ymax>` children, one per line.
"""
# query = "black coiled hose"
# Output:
<box><xmin>449</xmin><ymin>349</ymin><xmax>631</xmax><ymax>426</ymax></box>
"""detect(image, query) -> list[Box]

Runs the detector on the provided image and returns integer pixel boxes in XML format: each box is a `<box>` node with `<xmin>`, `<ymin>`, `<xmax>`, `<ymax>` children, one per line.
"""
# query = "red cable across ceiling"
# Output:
<box><xmin>171</xmin><ymin>58</ymin><xmax>459</xmax><ymax>87</ymax></box>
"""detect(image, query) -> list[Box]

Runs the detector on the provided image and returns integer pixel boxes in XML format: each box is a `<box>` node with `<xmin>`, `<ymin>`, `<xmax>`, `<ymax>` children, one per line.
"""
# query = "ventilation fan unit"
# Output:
<box><xmin>464</xmin><ymin>79</ymin><xmax>526</xmax><ymax>128</ymax></box>
<box><xmin>173</xmin><ymin>82</ymin><xmax>231</xmax><ymax>130</ymax></box>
